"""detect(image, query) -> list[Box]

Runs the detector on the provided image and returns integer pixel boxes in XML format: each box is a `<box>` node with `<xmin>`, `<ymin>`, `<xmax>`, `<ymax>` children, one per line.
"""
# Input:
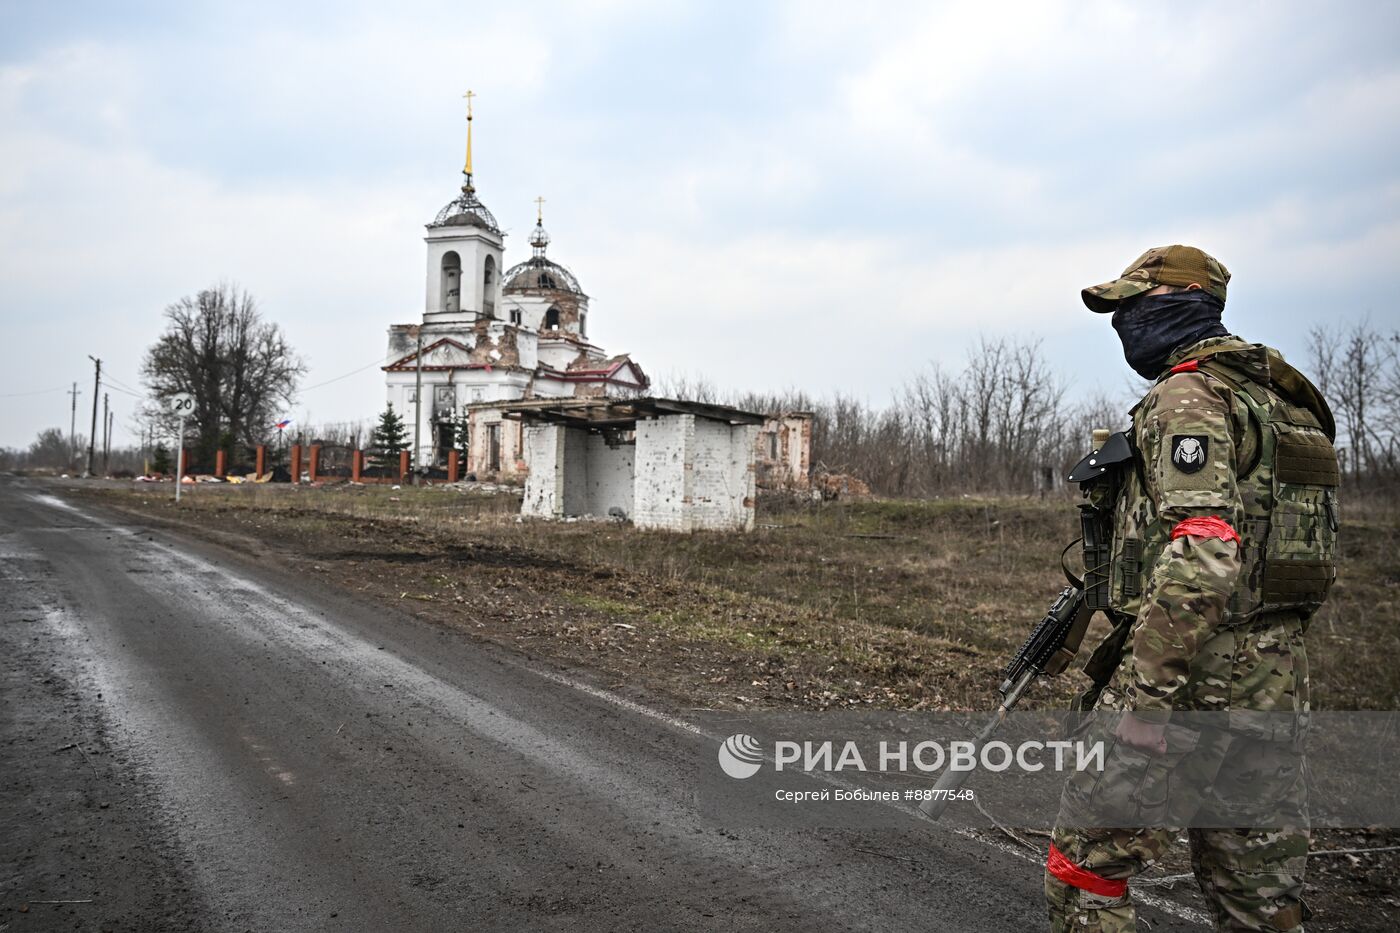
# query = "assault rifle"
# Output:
<box><xmin>918</xmin><ymin>429</ymin><xmax>1133</xmax><ymax>821</ymax></box>
<box><xmin>918</xmin><ymin>584</ymin><xmax>1090</xmax><ymax>820</ymax></box>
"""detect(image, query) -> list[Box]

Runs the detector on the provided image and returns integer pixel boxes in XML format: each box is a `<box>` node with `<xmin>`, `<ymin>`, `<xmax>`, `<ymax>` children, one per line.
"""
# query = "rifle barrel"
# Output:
<box><xmin>918</xmin><ymin>668</ymin><xmax>1036</xmax><ymax>820</ymax></box>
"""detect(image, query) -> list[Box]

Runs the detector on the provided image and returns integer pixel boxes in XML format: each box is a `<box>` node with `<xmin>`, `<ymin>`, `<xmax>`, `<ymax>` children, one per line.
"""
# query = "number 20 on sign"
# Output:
<box><xmin>170</xmin><ymin>393</ymin><xmax>194</xmax><ymax>501</ymax></box>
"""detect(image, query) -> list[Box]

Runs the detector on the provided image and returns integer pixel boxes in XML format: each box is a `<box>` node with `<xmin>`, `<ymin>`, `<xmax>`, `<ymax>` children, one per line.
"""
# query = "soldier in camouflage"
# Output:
<box><xmin>1045</xmin><ymin>246</ymin><xmax>1339</xmax><ymax>931</ymax></box>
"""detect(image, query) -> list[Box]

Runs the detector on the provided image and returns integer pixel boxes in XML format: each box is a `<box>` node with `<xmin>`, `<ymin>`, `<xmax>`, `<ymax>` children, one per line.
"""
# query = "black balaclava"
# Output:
<box><xmin>1110</xmin><ymin>290</ymin><xmax>1228</xmax><ymax>380</ymax></box>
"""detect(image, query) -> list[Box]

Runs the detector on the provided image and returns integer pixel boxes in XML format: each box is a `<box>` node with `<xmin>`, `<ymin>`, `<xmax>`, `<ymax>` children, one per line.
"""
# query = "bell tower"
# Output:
<box><xmin>424</xmin><ymin>89</ymin><xmax>504</xmax><ymax>323</ymax></box>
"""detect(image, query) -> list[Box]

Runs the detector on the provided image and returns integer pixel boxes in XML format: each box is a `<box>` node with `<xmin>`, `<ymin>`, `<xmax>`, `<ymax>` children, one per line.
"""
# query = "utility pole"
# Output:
<box><xmin>412</xmin><ymin>325</ymin><xmax>423</xmax><ymax>487</ymax></box>
<box><xmin>67</xmin><ymin>382</ymin><xmax>80</xmax><ymax>472</ymax></box>
<box><xmin>102</xmin><ymin>395</ymin><xmax>112</xmax><ymax>474</ymax></box>
<box><xmin>85</xmin><ymin>356</ymin><xmax>101</xmax><ymax>478</ymax></box>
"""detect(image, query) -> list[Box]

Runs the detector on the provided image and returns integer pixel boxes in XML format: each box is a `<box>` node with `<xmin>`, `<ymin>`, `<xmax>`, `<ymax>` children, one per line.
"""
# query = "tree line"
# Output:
<box><xmin>660</xmin><ymin>337</ymin><xmax>1125</xmax><ymax>498</ymax></box>
<box><xmin>1308</xmin><ymin>319</ymin><xmax>1400</xmax><ymax>490</ymax></box>
<box><xmin>11</xmin><ymin>277</ymin><xmax>1393</xmax><ymax>497</ymax></box>
<box><xmin>662</xmin><ymin>325</ymin><xmax>1400</xmax><ymax>499</ymax></box>
<box><xmin>0</xmin><ymin>428</ymin><xmax>150</xmax><ymax>475</ymax></box>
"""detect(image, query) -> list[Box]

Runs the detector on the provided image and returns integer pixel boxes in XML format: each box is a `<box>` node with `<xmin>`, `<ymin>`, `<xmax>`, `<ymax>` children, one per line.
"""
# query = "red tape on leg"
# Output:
<box><xmin>1169</xmin><ymin>516</ymin><xmax>1240</xmax><ymax>545</ymax></box>
<box><xmin>1046</xmin><ymin>843</ymin><xmax>1129</xmax><ymax>899</ymax></box>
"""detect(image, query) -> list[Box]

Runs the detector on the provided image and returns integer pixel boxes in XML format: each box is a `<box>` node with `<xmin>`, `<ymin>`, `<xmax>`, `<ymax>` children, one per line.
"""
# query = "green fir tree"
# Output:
<box><xmin>372</xmin><ymin>403</ymin><xmax>409</xmax><ymax>459</ymax></box>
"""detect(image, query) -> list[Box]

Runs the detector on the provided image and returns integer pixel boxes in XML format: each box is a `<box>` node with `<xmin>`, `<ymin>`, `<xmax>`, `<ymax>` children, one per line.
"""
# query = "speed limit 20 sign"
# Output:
<box><xmin>169</xmin><ymin>392</ymin><xmax>194</xmax><ymax>416</ymax></box>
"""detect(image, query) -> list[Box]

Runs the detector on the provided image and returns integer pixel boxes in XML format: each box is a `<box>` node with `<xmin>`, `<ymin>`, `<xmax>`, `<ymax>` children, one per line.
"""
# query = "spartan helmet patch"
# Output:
<box><xmin>1171</xmin><ymin>435</ymin><xmax>1209</xmax><ymax>473</ymax></box>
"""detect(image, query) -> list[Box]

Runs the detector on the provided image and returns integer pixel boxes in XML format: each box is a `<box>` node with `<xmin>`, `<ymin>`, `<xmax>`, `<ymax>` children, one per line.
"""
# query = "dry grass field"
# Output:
<box><xmin>71</xmin><ymin>481</ymin><xmax>1400</xmax><ymax>713</ymax></box>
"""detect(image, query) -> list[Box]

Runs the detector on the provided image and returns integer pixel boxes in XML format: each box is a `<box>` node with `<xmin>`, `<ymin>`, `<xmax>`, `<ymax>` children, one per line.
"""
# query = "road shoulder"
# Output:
<box><xmin>0</xmin><ymin>556</ymin><xmax>205</xmax><ymax>930</ymax></box>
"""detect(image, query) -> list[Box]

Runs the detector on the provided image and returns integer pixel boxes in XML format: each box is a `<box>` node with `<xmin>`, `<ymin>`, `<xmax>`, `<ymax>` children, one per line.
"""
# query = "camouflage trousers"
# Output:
<box><xmin>1046</xmin><ymin>613</ymin><xmax>1310</xmax><ymax>932</ymax></box>
<box><xmin>1046</xmin><ymin>822</ymin><xmax>1308</xmax><ymax>932</ymax></box>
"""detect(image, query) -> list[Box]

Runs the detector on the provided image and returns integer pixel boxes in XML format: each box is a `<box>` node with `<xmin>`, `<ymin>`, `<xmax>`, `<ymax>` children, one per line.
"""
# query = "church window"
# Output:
<box><xmin>483</xmin><ymin>255</ymin><xmax>497</xmax><ymax>317</ymax></box>
<box><xmin>545</xmin><ymin>306</ymin><xmax>560</xmax><ymax>330</ymax></box>
<box><xmin>580</xmin><ymin>311</ymin><xmax>587</xmax><ymax>337</ymax></box>
<box><xmin>509</xmin><ymin>307</ymin><xmax>522</xmax><ymax>325</ymax></box>
<box><xmin>441</xmin><ymin>251</ymin><xmax>461</xmax><ymax>313</ymax></box>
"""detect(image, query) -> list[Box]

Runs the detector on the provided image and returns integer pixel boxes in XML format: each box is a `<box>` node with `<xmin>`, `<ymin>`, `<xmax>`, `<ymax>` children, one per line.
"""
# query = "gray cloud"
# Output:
<box><xmin>1</xmin><ymin>0</ymin><xmax>1397</xmax><ymax>448</ymax></box>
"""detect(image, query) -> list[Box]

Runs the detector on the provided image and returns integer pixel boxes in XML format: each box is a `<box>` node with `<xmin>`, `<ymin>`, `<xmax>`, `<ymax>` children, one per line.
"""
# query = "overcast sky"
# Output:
<box><xmin>2</xmin><ymin>0</ymin><xmax>1397</xmax><ymax>448</ymax></box>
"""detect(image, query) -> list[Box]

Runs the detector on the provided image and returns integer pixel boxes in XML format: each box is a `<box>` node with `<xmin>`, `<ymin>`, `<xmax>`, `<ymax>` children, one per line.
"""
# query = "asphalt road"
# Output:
<box><xmin>0</xmin><ymin>478</ymin><xmax>1206</xmax><ymax>931</ymax></box>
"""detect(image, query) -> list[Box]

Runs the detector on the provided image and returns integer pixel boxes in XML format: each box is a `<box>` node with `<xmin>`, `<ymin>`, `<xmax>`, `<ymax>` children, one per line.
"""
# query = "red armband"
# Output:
<box><xmin>1046</xmin><ymin>843</ymin><xmax>1128</xmax><ymax>898</ymax></box>
<box><xmin>1169</xmin><ymin>359</ymin><xmax>1199</xmax><ymax>374</ymax></box>
<box><xmin>1170</xmin><ymin>516</ymin><xmax>1240</xmax><ymax>545</ymax></box>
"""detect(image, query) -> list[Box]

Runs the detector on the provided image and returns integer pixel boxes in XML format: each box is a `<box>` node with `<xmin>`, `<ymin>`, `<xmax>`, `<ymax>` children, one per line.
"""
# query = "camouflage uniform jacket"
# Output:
<box><xmin>1105</xmin><ymin>335</ymin><xmax>1339</xmax><ymax>721</ymax></box>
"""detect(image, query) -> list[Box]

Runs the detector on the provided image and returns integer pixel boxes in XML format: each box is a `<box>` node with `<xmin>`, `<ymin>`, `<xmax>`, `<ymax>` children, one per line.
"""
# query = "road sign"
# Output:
<box><xmin>170</xmin><ymin>393</ymin><xmax>194</xmax><ymax>501</ymax></box>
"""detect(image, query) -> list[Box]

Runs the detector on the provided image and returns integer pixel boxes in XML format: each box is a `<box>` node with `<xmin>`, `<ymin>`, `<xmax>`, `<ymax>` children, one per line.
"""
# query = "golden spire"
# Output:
<box><xmin>534</xmin><ymin>195</ymin><xmax>545</xmax><ymax>224</ymax></box>
<box><xmin>462</xmin><ymin>89</ymin><xmax>476</xmax><ymax>177</ymax></box>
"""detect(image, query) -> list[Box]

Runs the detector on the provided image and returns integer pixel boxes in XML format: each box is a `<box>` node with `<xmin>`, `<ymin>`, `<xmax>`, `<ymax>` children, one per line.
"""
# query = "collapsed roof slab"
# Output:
<box><xmin>493</xmin><ymin>396</ymin><xmax>767</xmax><ymax>430</ymax></box>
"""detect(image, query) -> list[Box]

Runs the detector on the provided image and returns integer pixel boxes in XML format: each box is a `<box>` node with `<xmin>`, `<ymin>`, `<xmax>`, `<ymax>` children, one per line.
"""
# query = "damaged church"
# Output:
<box><xmin>384</xmin><ymin>97</ymin><xmax>810</xmax><ymax>491</ymax></box>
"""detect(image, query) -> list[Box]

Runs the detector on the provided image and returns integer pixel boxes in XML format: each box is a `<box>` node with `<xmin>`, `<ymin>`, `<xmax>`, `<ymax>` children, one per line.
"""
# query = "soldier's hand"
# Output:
<box><xmin>1114</xmin><ymin>713</ymin><xmax>1167</xmax><ymax>755</ymax></box>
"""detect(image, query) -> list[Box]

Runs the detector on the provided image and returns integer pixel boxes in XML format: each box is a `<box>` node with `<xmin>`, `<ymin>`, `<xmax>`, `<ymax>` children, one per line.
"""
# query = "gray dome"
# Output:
<box><xmin>503</xmin><ymin>256</ymin><xmax>583</xmax><ymax>295</ymax></box>
<box><xmin>431</xmin><ymin>185</ymin><xmax>500</xmax><ymax>233</ymax></box>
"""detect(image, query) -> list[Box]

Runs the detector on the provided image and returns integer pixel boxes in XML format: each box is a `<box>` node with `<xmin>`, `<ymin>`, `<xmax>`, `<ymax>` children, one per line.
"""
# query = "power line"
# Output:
<box><xmin>103</xmin><ymin>382</ymin><xmax>146</xmax><ymax>400</ymax></box>
<box><xmin>0</xmin><ymin>386</ymin><xmax>66</xmax><ymax>398</ymax></box>
<box><xmin>103</xmin><ymin>373</ymin><xmax>146</xmax><ymax>397</ymax></box>
<box><xmin>299</xmin><ymin>353</ymin><xmax>394</xmax><ymax>394</ymax></box>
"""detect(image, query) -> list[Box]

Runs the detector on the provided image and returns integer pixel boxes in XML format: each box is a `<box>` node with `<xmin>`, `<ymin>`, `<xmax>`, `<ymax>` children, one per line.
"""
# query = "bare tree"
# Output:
<box><xmin>141</xmin><ymin>284</ymin><xmax>305</xmax><ymax>470</ymax></box>
<box><xmin>653</xmin><ymin>371</ymin><xmax>721</xmax><ymax>403</ymax></box>
<box><xmin>658</xmin><ymin>324</ymin><xmax>1400</xmax><ymax>498</ymax></box>
<box><xmin>664</xmin><ymin>335</ymin><xmax>1108</xmax><ymax>497</ymax></box>
<box><xmin>1310</xmin><ymin>319</ymin><xmax>1399</xmax><ymax>486</ymax></box>
<box><xmin>27</xmin><ymin>428</ymin><xmax>86</xmax><ymax>470</ymax></box>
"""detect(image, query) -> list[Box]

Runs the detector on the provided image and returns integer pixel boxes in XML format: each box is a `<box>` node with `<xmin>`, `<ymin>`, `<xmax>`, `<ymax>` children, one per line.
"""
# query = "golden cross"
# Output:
<box><xmin>463</xmin><ymin>89</ymin><xmax>476</xmax><ymax>119</ymax></box>
<box><xmin>535</xmin><ymin>196</ymin><xmax>545</xmax><ymax>223</ymax></box>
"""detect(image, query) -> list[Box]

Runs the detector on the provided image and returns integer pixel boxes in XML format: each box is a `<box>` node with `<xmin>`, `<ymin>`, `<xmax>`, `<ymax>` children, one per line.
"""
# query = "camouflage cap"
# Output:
<box><xmin>1082</xmin><ymin>245</ymin><xmax>1230</xmax><ymax>313</ymax></box>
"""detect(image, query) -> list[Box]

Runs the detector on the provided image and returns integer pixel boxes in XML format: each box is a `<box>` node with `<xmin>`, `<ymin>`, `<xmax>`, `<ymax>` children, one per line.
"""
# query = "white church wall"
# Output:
<box><xmin>515</xmin><ymin>329</ymin><xmax>539</xmax><ymax>370</ymax></box>
<box><xmin>477</xmin><ymin>249</ymin><xmax>504</xmax><ymax>319</ymax></box>
<box><xmin>424</xmin><ymin>237</ymin><xmax>472</xmax><ymax>321</ymax></box>
<box><xmin>424</xmin><ymin>227</ymin><xmax>501</xmax><ymax>321</ymax></box>
<box><xmin>530</xmin><ymin>376</ymin><xmax>577</xmax><ymax>400</ymax></box>
<box><xmin>506</xmin><ymin>294</ymin><xmax>551</xmax><ymax>332</ymax></box>
<box><xmin>537</xmin><ymin>341</ymin><xmax>583</xmax><ymax>372</ymax></box>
